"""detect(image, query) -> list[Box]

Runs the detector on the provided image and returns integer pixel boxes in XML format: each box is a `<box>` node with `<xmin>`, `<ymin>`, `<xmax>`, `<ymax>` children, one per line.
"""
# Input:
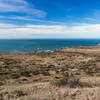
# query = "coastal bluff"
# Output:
<box><xmin>0</xmin><ymin>47</ymin><xmax>100</xmax><ymax>100</ymax></box>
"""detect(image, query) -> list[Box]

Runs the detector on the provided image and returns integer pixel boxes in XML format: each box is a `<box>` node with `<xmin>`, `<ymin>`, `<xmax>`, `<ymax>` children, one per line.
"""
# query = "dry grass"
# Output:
<box><xmin>1</xmin><ymin>47</ymin><xmax>100</xmax><ymax>99</ymax></box>
<box><xmin>1</xmin><ymin>82</ymin><xmax>100</xmax><ymax>100</ymax></box>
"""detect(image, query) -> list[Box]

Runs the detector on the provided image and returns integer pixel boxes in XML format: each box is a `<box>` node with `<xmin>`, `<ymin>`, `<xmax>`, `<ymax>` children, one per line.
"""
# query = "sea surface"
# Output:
<box><xmin>0</xmin><ymin>39</ymin><xmax>100</xmax><ymax>53</ymax></box>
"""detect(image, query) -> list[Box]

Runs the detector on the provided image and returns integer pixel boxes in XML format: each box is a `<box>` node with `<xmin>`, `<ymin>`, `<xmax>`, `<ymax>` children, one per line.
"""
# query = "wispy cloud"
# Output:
<box><xmin>0</xmin><ymin>23</ymin><xmax>17</xmax><ymax>28</ymax></box>
<box><xmin>0</xmin><ymin>0</ymin><xmax>46</xmax><ymax>18</ymax></box>
<box><xmin>0</xmin><ymin>15</ymin><xmax>67</xmax><ymax>24</ymax></box>
<box><xmin>0</xmin><ymin>23</ymin><xmax>100</xmax><ymax>38</ymax></box>
<box><xmin>94</xmin><ymin>10</ymin><xmax>100</xmax><ymax>17</ymax></box>
<box><xmin>85</xmin><ymin>10</ymin><xmax>100</xmax><ymax>22</ymax></box>
<box><xmin>85</xmin><ymin>17</ymin><xmax>97</xmax><ymax>21</ymax></box>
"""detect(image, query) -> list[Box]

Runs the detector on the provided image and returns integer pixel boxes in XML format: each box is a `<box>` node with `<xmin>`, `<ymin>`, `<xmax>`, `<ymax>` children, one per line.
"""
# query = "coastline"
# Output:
<box><xmin>1</xmin><ymin>46</ymin><xmax>100</xmax><ymax>100</ymax></box>
<box><xmin>0</xmin><ymin>45</ymin><xmax>99</xmax><ymax>53</ymax></box>
<box><xmin>0</xmin><ymin>38</ymin><xmax>100</xmax><ymax>53</ymax></box>
<box><xmin>0</xmin><ymin>46</ymin><xmax>100</xmax><ymax>54</ymax></box>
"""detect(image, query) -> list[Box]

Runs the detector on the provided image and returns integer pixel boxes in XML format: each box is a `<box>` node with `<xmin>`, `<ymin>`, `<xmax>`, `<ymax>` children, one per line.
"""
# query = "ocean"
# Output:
<box><xmin>0</xmin><ymin>39</ymin><xmax>100</xmax><ymax>53</ymax></box>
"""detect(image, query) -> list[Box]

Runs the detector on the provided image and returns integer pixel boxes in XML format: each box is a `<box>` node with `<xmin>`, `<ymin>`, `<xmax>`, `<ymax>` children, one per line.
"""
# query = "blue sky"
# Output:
<box><xmin>0</xmin><ymin>0</ymin><xmax>100</xmax><ymax>38</ymax></box>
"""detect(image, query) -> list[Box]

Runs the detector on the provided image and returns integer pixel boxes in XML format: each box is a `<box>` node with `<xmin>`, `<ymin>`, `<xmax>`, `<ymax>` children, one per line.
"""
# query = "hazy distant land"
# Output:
<box><xmin>1</xmin><ymin>47</ymin><xmax>100</xmax><ymax>100</ymax></box>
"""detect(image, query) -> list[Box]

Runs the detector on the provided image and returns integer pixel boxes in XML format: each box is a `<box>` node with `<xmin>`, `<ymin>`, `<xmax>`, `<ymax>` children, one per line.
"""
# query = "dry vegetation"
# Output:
<box><xmin>0</xmin><ymin>47</ymin><xmax>100</xmax><ymax>100</ymax></box>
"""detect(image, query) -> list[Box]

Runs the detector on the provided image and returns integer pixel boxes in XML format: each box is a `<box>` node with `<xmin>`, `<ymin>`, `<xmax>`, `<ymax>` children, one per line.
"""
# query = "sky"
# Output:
<box><xmin>0</xmin><ymin>0</ymin><xmax>100</xmax><ymax>39</ymax></box>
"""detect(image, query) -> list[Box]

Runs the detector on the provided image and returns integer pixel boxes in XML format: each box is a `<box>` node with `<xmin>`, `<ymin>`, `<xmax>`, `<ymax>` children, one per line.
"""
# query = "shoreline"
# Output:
<box><xmin>0</xmin><ymin>38</ymin><xmax>100</xmax><ymax>53</ymax></box>
<box><xmin>0</xmin><ymin>46</ymin><xmax>100</xmax><ymax>54</ymax></box>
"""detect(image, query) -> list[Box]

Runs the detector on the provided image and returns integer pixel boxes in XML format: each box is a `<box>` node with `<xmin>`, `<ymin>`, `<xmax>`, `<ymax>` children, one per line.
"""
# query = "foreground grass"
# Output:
<box><xmin>1</xmin><ymin>82</ymin><xmax>100</xmax><ymax>100</ymax></box>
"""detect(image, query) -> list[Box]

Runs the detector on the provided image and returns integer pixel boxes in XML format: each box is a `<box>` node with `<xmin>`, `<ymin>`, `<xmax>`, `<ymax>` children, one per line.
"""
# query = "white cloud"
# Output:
<box><xmin>0</xmin><ymin>23</ymin><xmax>17</xmax><ymax>28</ymax></box>
<box><xmin>84</xmin><ymin>10</ymin><xmax>100</xmax><ymax>22</ymax></box>
<box><xmin>85</xmin><ymin>18</ymin><xmax>97</xmax><ymax>21</ymax></box>
<box><xmin>0</xmin><ymin>0</ymin><xmax>46</xmax><ymax>18</ymax></box>
<box><xmin>0</xmin><ymin>23</ymin><xmax>100</xmax><ymax>38</ymax></box>
<box><xmin>0</xmin><ymin>15</ymin><xmax>66</xmax><ymax>24</ymax></box>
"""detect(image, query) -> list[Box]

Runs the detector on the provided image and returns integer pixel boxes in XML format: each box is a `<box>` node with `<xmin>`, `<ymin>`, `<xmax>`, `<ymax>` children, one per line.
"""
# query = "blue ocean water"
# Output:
<box><xmin>0</xmin><ymin>39</ymin><xmax>100</xmax><ymax>53</ymax></box>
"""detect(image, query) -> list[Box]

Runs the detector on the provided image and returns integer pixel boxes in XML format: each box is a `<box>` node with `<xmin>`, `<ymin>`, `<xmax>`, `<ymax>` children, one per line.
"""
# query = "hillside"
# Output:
<box><xmin>0</xmin><ymin>47</ymin><xmax>100</xmax><ymax>100</ymax></box>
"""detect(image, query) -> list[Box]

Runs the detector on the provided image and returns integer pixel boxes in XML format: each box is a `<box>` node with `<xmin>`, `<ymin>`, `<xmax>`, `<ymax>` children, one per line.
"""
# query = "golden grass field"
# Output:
<box><xmin>1</xmin><ymin>47</ymin><xmax>100</xmax><ymax>100</ymax></box>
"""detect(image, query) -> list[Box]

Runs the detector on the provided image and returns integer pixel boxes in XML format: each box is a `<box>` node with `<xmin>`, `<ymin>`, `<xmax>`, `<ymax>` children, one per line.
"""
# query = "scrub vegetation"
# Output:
<box><xmin>0</xmin><ymin>47</ymin><xmax>100</xmax><ymax>100</ymax></box>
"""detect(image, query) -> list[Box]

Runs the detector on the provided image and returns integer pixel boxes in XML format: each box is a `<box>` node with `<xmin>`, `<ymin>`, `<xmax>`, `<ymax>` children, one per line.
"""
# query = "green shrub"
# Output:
<box><xmin>32</xmin><ymin>70</ymin><xmax>40</xmax><ymax>75</ymax></box>
<box><xmin>0</xmin><ymin>92</ymin><xmax>9</xmax><ymax>100</ymax></box>
<box><xmin>14</xmin><ymin>90</ymin><xmax>27</xmax><ymax>97</ymax></box>
<box><xmin>52</xmin><ymin>76</ymin><xmax>82</xmax><ymax>88</ymax></box>
<box><xmin>67</xmin><ymin>77</ymin><xmax>81</xmax><ymax>88</ymax></box>
<box><xmin>0</xmin><ymin>81</ymin><xmax>4</xmax><ymax>86</ymax></box>
<box><xmin>20</xmin><ymin>71</ymin><xmax>31</xmax><ymax>77</ymax></box>
<box><xmin>11</xmin><ymin>73</ymin><xmax>20</xmax><ymax>79</ymax></box>
<box><xmin>52</xmin><ymin>77</ymin><xmax>68</xmax><ymax>86</ymax></box>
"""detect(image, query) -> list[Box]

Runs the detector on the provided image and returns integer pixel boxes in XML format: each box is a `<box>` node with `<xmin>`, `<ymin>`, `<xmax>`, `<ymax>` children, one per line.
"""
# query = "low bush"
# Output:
<box><xmin>20</xmin><ymin>71</ymin><xmax>31</xmax><ymax>77</ymax></box>
<box><xmin>51</xmin><ymin>72</ymin><xmax>85</xmax><ymax>88</ymax></box>
<box><xmin>11</xmin><ymin>73</ymin><xmax>20</xmax><ymax>79</ymax></box>
<box><xmin>52</xmin><ymin>76</ymin><xmax>82</xmax><ymax>88</ymax></box>
<box><xmin>14</xmin><ymin>90</ymin><xmax>27</xmax><ymax>97</ymax></box>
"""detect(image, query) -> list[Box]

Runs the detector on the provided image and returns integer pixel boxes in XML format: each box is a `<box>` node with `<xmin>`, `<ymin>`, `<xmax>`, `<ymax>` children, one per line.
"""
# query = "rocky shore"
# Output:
<box><xmin>0</xmin><ymin>47</ymin><xmax>100</xmax><ymax>100</ymax></box>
